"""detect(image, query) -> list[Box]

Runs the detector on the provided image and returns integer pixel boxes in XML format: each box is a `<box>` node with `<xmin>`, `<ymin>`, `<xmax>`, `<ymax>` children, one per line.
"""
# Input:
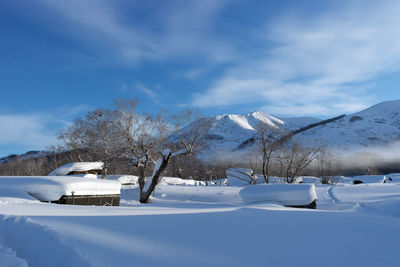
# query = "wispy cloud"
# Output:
<box><xmin>135</xmin><ymin>83</ymin><xmax>160</xmax><ymax>104</ymax></box>
<box><xmin>39</xmin><ymin>0</ymin><xmax>231</xmax><ymax>64</ymax></box>
<box><xmin>0</xmin><ymin>105</ymin><xmax>93</xmax><ymax>156</ymax></box>
<box><xmin>192</xmin><ymin>1</ymin><xmax>400</xmax><ymax>116</ymax></box>
<box><xmin>35</xmin><ymin>1</ymin><xmax>400</xmax><ymax>117</ymax></box>
<box><xmin>0</xmin><ymin>114</ymin><xmax>57</xmax><ymax>151</ymax></box>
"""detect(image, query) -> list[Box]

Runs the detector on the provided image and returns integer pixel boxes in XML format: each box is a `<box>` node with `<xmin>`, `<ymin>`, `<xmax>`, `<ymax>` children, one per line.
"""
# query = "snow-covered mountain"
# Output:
<box><xmin>196</xmin><ymin>111</ymin><xmax>322</xmax><ymax>155</ymax></box>
<box><xmin>296</xmin><ymin>100</ymin><xmax>400</xmax><ymax>149</ymax></box>
<box><xmin>193</xmin><ymin>100</ymin><xmax>400</xmax><ymax>156</ymax></box>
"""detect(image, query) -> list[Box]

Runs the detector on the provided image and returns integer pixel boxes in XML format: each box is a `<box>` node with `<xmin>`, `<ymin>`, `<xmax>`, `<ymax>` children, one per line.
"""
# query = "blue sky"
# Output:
<box><xmin>1</xmin><ymin>0</ymin><xmax>400</xmax><ymax>156</ymax></box>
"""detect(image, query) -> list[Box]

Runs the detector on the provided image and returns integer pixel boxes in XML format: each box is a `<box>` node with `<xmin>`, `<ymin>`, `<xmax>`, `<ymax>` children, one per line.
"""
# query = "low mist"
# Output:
<box><xmin>335</xmin><ymin>142</ymin><xmax>400</xmax><ymax>175</ymax></box>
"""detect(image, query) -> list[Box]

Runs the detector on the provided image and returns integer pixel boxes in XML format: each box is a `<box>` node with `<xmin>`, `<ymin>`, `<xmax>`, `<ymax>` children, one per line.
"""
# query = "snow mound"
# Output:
<box><xmin>49</xmin><ymin>162</ymin><xmax>103</xmax><ymax>176</ymax></box>
<box><xmin>299</xmin><ymin>176</ymin><xmax>320</xmax><ymax>184</ymax></box>
<box><xmin>0</xmin><ymin>176</ymin><xmax>121</xmax><ymax>202</ymax></box>
<box><xmin>153</xmin><ymin>185</ymin><xmax>241</xmax><ymax>203</ymax></box>
<box><xmin>352</xmin><ymin>175</ymin><xmax>386</xmax><ymax>184</ymax></box>
<box><xmin>386</xmin><ymin>173</ymin><xmax>400</xmax><ymax>182</ymax></box>
<box><xmin>160</xmin><ymin>177</ymin><xmax>205</xmax><ymax>186</ymax></box>
<box><xmin>240</xmin><ymin>184</ymin><xmax>317</xmax><ymax>206</ymax></box>
<box><xmin>108</xmin><ymin>175</ymin><xmax>139</xmax><ymax>185</ymax></box>
<box><xmin>332</xmin><ymin>182</ymin><xmax>400</xmax><ymax>204</ymax></box>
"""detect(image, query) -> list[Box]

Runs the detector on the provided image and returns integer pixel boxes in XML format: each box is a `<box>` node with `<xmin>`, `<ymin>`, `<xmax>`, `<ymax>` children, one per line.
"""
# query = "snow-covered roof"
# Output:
<box><xmin>49</xmin><ymin>162</ymin><xmax>104</xmax><ymax>176</ymax></box>
<box><xmin>0</xmin><ymin>176</ymin><xmax>121</xmax><ymax>202</ymax></box>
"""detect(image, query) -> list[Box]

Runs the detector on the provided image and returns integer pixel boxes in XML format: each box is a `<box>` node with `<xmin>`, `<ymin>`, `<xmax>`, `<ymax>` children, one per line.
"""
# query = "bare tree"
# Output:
<box><xmin>280</xmin><ymin>140</ymin><xmax>321</xmax><ymax>183</ymax></box>
<box><xmin>200</xmin><ymin>156</ymin><xmax>222</xmax><ymax>185</ymax></box>
<box><xmin>57</xmin><ymin>109</ymin><xmax>117</xmax><ymax>177</ymax></box>
<box><xmin>57</xmin><ymin>118</ymin><xmax>90</xmax><ymax>162</ymax></box>
<box><xmin>205</xmin><ymin>161</ymin><xmax>217</xmax><ymax>185</ymax></box>
<box><xmin>256</xmin><ymin>123</ymin><xmax>285</xmax><ymax>183</ymax></box>
<box><xmin>46</xmin><ymin>145</ymin><xmax>64</xmax><ymax>173</ymax></box>
<box><xmin>140</xmin><ymin>112</ymin><xmax>211</xmax><ymax>202</ymax></box>
<box><xmin>315</xmin><ymin>147</ymin><xmax>337</xmax><ymax>184</ymax></box>
<box><xmin>113</xmin><ymin>100</ymin><xmax>211</xmax><ymax>203</ymax></box>
<box><xmin>23</xmin><ymin>159</ymin><xmax>40</xmax><ymax>176</ymax></box>
<box><xmin>84</xmin><ymin>108</ymin><xmax>119</xmax><ymax>177</ymax></box>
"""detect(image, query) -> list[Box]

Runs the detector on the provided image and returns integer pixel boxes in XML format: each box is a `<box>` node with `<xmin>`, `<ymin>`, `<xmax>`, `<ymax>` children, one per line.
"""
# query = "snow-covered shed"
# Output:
<box><xmin>0</xmin><ymin>176</ymin><xmax>121</xmax><ymax>206</ymax></box>
<box><xmin>49</xmin><ymin>162</ymin><xmax>104</xmax><ymax>177</ymax></box>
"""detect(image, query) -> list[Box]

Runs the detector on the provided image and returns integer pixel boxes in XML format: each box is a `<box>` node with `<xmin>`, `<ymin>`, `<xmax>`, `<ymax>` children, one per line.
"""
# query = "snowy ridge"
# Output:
<box><xmin>186</xmin><ymin>100</ymin><xmax>400</xmax><ymax>156</ymax></box>
<box><xmin>296</xmin><ymin>100</ymin><xmax>400</xmax><ymax>149</ymax></box>
<box><xmin>278</xmin><ymin>116</ymin><xmax>322</xmax><ymax>129</ymax></box>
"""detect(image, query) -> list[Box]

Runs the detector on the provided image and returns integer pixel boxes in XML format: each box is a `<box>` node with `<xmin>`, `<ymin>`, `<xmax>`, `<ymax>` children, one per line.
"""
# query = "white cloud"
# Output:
<box><xmin>0</xmin><ymin>114</ymin><xmax>57</xmax><ymax>150</ymax></box>
<box><xmin>192</xmin><ymin>1</ymin><xmax>400</xmax><ymax>116</ymax></box>
<box><xmin>0</xmin><ymin>105</ymin><xmax>93</xmax><ymax>155</ymax></box>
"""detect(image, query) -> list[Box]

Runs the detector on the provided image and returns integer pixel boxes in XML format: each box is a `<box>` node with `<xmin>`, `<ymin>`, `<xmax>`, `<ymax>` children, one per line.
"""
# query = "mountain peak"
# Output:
<box><xmin>352</xmin><ymin>99</ymin><xmax>400</xmax><ymax>117</ymax></box>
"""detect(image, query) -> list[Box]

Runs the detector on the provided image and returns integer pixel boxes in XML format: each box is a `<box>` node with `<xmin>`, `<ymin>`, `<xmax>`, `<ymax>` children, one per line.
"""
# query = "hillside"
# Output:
<box><xmin>188</xmin><ymin>100</ymin><xmax>400</xmax><ymax>156</ymax></box>
<box><xmin>296</xmin><ymin>100</ymin><xmax>400</xmax><ymax>149</ymax></box>
<box><xmin>0</xmin><ymin>151</ymin><xmax>48</xmax><ymax>164</ymax></box>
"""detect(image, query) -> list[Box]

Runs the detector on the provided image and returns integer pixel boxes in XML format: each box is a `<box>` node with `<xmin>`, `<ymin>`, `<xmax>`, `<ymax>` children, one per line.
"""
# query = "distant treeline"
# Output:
<box><xmin>1</xmin><ymin>148</ymin><xmax>400</xmax><ymax>178</ymax></box>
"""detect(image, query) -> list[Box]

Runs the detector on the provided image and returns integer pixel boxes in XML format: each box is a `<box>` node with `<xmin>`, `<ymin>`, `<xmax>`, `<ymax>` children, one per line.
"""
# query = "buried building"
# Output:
<box><xmin>0</xmin><ymin>175</ymin><xmax>121</xmax><ymax>206</ymax></box>
<box><xmin>49</xmin><ymin>162</ymin><xmax>104</xmax><ymax>178</ymax></box>
<box><xmin>45</xmin><ymin>162</ymin><xmax>120</xmax><ymax>206</ymax></box>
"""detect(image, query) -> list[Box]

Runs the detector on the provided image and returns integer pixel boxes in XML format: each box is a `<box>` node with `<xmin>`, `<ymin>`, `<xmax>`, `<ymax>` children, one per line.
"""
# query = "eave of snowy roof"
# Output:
<box><xmin>49</xmin><ymin>162</ymin><xmax>104</xmax><ymax>176</ymax></box>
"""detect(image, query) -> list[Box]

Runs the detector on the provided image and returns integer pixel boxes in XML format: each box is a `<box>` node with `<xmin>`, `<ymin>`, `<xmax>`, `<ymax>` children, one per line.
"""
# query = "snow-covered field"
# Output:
<box><xmin>1</xmin><ymin>175</ymin><xmax>400</xmax><ymax>267</ymax></box>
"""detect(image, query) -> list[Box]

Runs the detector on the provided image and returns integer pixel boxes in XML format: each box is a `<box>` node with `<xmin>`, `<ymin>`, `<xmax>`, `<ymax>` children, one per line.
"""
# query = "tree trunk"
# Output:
<box><xmin>140</xmin><ymin>152</ymin><xmax>172</xmax><ymax>203</ymax></box>
<box><xmin>138</xmin><ymin>166</ymin><xmax>146</xmax><ymax>200</ymax></box>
